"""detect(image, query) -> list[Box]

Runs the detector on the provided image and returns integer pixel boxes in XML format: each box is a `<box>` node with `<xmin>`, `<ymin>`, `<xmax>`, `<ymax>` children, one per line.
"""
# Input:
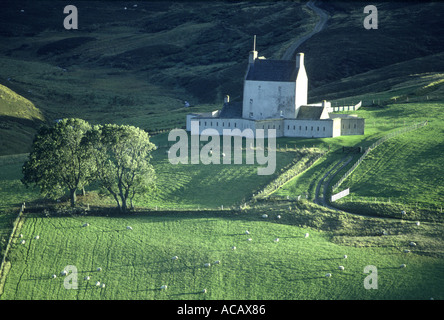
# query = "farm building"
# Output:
<box><xmin>186</xmin><ymin>39</ymin><xmax>365</xmax><ymax>138</ymax></box>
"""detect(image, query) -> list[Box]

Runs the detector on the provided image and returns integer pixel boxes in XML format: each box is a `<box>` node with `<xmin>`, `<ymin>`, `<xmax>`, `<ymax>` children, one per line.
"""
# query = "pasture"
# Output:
<box><xmin>1</xmin><ymin>209</ymin><xmax>443</xmax><ymax>300</ymax></box>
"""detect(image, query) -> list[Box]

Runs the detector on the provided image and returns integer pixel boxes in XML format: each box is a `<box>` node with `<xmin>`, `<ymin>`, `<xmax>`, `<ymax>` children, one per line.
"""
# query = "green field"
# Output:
<box><xmin>1</xmin><ymin>208</ymin><xmax>443</xmax><ymax>300</ymax></box>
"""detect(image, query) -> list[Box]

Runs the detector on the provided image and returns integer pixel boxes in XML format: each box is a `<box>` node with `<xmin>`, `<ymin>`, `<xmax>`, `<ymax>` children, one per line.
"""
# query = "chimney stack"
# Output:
<box><xmin>296</xmin><ymin>52</ymin><xmax>305</xmax><ymax>69</ymax></box>
<box><xmin>249</xmin><ymin>35</ymin><xmax>258</xmax><ymax>64</ymax></box>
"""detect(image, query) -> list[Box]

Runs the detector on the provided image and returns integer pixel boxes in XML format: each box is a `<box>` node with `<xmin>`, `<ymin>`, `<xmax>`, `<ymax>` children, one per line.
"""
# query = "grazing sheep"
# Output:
<box><xmin>126</xmin><ymin>226</ymin><xmax>133</xmax><ymax>230</ymax></box>
<box><xmin>83</xmin><ymin>223</ymin><xmax>89</xmax><ymax>227</ymax></box>
<box><xmin>304</xmin><ymin>233</ymin><xmax>309</xmax><ymax>238</ymax></box>
<box><xmin>247</xmin><ymin>238</ymin><xmax>252</xmax><ymax>241</ymax></box>
<box><xmin>325</xmin><ymin>273</ymin><xmax>332</xmax><ymax>278</ymax></box>
<box><xmin>19</xmin><ymin>234</ymin><xmax>23</xmax><ymax>238</ymax></box>
<box><xmin>34</xmin><ymin>235</ymin><xmax>40</xmax><ymax>240</ymax></box>
<box><xmin>202</xmin><ymin>289</ymin><xmax>207</xmax><ymax>294</ymax></box>
<box><xmin>84</xmin><ymin>276</ymin><xmax>90</xmax><ymax>280</ymax></box>
<box><xmin>214</xmin><ymin>260</ymin><xmax>221</xmax><ymax>265</ymax></box>
<box><xmin>401</xmin><ymin>210</ymin><xmax>406</xmax><ymax>216</ymax></box>
<box><xmin>52</xmin><ymin>274</ymin><xmax>57</xmax><ymax>279</ymax></box>
<box><xmin>231</xmin><ymin>246</ymin><xmax>236</xmax><ymax>250</ymax></box>
<box><xmin>262</xmin><ymin>214</ymin><xmax>268</xmax><ymax>218</ymax></box>
<box><xmin>338</xmin><ymin>266</ymin><xmax>345</xmax><ymax>271</ymax></box>
<box><xmin>404</xmin><ymin>249</ymin><xmax>411</xmax><ymax>253</ymax></box>
<box><xmin>172</xmin><ymin>256</ymin><xmax>179</xmax><ymax>261</ymax></box>
<box><xmin>245</xmin><ymin>230</ymin><xmax>250</xmax><ymax>235</ymax></box>
<box><xmin>416</xmin><ymin>221</ymin><xmax>420</xmax><ymax>226</ymax></box>
<box><xmin>160</xmin><ymin>285</ymin><xmax>167</xmax><ymax>290</ymax></box>
<box><xmin>222</xmin><ymin>153</ymin><xmax>226</xmax><ymax>157</ymax></box>
<box><xmin>61</xmin><ymin>270</ymin><xmax>67</xmax><ymax>276</ymax></box>
<box><xmin>343</xmin><ymin>255</ymin><xmax>348</xmax><ymax>259</ymax></box>
<box><xmin>400</xmin><ymin>264</ymin><xmax>407</xmax><ymax>268</ymax></box>
<box><xmin>276</xmin><ymin>215</ymin><xmax>281</xmax><ymax>219</ymax></box>
<box><xmin>204</xmin><ymin>263</ymin><xmax>211</xmax><ymax>268</ymax></box>
<box><xmin>21</xmin><ymin>240</ymin><xmax>25</xmax><ymax>245</ymax></box>
<box><xmin>274</xmin><ymin>238</ymin><xmax>279</xmax><ymax>242</ymax></box>
<box><xmin>97</xmin><ymin>267</ymin><xmax>102</xmax><ymax>272</ymax></box>
<box><xmin>101</xmin><ymin>283</ymin><xmax>106</xmax><ymax>288</ymax></box>
<box><xmin>95</xmin><ymin>281</ymin><xmax>101</xmax><ymax>286</ymax></box>
<box><xmin>409</xmin><ymin>242</ymin><xmax>417</xmax><ymax>247</ymax></box>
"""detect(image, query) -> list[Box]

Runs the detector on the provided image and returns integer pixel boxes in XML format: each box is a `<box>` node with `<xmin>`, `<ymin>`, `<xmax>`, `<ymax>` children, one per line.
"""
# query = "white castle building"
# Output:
<box><xmin>186</xmin><ymin>40</ymin><xmax>364</xmax><ymax>138</ymax></box>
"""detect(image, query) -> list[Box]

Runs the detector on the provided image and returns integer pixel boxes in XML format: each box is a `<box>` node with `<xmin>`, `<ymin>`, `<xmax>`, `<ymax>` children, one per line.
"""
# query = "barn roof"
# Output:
<box><xmin>245</xmin><ymin>59</ymin><xmax>298</xmax><ymax>82</ymax></box>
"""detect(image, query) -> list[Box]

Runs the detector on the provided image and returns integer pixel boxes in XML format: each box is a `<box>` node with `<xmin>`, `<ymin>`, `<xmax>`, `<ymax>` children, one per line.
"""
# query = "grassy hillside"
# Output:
<box><xmin>0</xmin><ymin>84</ymin><xmax>44</xmax><ymax>155</ymax></box>
<box><xmin>1</xmin><ymin>205</ymin><xmax>443</xmax><ymax>300</ymax></box>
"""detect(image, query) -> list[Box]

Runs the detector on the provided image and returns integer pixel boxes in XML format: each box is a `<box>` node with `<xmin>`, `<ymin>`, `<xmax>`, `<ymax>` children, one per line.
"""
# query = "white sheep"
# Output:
<box><xmin>304</xmin><ymin>233</ymin><xmax>309</xmax><ymax>238</ymax></box>
<box><xmin>19</xmin><ymin>234</ymin><xmax>23</xmax><ymax>238</ymax></box>
<box><xmin>126</xmin><ymin>226</ymin><xmax>133</xmax><ymax>230</ymax></box>
<box><xmin>262</xmin><ymin>214</ymin><xmax>268</xmax><ymax>218</ymax></box>
<box><xmin>172</xmin><ymin>256</ymin><xmax>179</xmax><ymax>261</ymax></box>
<box><xmin>214</xmin><ymin>260</ymin><xmax>221</xmax><ymax>265</ymax></box>
<box><xmin>202</xmin><ymin>289</ymin><xmax>207</xmax><ymax>293</ymax></box>
<box><xmin>84</xmin><ymin>276</ymin><xmax>90</xmax><ymax>280</ymax></box>
<box><xmin>276</xmin><ymin>215</ymin><xmax>281</xmax><ymax>219</ymax></box>
<box><xmin>247</xmin><ymin>238</ymin><xmax>252</xmax><ymax>241</ymax></box>
<box><xmin>231</xmin><ymin>246</ymin><xmax>236</xmax><ymax>250</ymax></box>
<box><xmin>325</xmin><ymin>273</ymin><xmax>332</xmax><ymax>278</ymax></box>
<box><xmin>400</xmin><ymin>264</ymin><xmax>407</xmax><ymax>268</ymax></box>
<box><xmin>95</xmin><ymin>281</ymin><xmax>101</xmax><ymax>286</ymax></box>
<box><xmin>204</xmin><ymin>263</ymin><xmax>211</xmax><ymax>268</ymax></box>
<box><xmin>245</xmin><ymin>230</ymin><xmax>250</xmax><ymax>235</ymax></box>
<box><xmin>404</xmin><ymin>249</ymin><xmax>411</xmax><ymax>253</ymax></box>
<box><xmin>416</xmin><ymin>221</ymin><xmax>420</xmax><ymax>226</ymax></box>
<box><xmin>343</xmin><ymin>255</ymin><xmax>348</xmax><ymax>259</ymax></box>
<box><xmin>274</xmin><ymin>238</ymin><xmax>279</xmax><ymax>242</ymax></box>
<box><xmin>160</xmin><ymin>285</ymin><xmax>167</xmax><ymax>290</ymax></box>
<box><xmin>409</xmin><ymin>242</ymin><xmax>417</xmax><ymax>247</ymax></box>
<box><xmin>222</xmin><ymin>153</ymin><xmax>226</xmax><ymax>157</ymax></box>
<box><xmin>21</xmin><ymin>240</ymin><xmax>26</xmax><ymax>245</ymax></box>
<box><xmin>338</xmin><ymin>266</ymin><xmax>345</xmax><ymax>270</ymax></box>
<box><xmin>101</xmin><ymin>283</ymin><xmax>106</xmax><ymax>288</ymax></box>
<box><xmin>83</xmin><ymin>223</ymin><xmax>89</xmax><ymax>227</ymax></box>
<box><xmin>52</xmin><ymin>274</ymin><xmax>57</xmax><ymax>279</ymax></box>
<box><xmin>34</xmin><ymin>235</ymin><xmax>40</xmax><ymax>240</ymax></box>
<box><xmin>61</xmin><ymin>270</ymin><xmax>67</xmax><ymax>276</ymax></box>
<box><xmin>97</xmin><ymin>267</ymin><xmax>102</xmax><ymax>272</ymax></box>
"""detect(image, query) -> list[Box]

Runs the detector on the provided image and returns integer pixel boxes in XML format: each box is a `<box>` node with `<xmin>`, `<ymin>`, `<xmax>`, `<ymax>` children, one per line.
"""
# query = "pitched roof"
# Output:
<box><xmin>296</xmin><ymin>106</ymin><xmax>325</xmax><ymax>120</ymax></box>
<box><xmin>245</xmin><ymin>59</ymin><xmax>298</xmax><ymax>82</ymax></box>
<box><xmin>218</xmin><ymin>101</ymin><xmax>243</xmax><ymax>118</ymax></box>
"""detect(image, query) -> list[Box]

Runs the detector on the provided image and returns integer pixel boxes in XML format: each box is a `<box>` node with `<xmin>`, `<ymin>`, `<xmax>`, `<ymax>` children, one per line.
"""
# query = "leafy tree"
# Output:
<box><xmin>22</xmin><ymin>118</ymin><xmax>95</xmax><ymax>207</ymax></box>
<box><xmin>86</xmin><ymin>124</ymin><xmax>156</xmax><ymax>213</ymax></box>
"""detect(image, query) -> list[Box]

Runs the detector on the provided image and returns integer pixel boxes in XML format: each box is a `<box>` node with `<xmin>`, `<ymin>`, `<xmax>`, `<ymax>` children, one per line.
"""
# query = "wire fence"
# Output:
<box><xmin>332</xmin><ymin>120</ymin><xmax>429</xmax><ymax>192</ymax></box>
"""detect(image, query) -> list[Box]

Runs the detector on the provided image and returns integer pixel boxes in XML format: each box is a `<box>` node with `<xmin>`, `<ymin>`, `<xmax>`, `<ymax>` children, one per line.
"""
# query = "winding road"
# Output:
<box><xmin>281</xmin><ymin>0</ymin><xmax>329</xmax><ymax>60</ymax></box>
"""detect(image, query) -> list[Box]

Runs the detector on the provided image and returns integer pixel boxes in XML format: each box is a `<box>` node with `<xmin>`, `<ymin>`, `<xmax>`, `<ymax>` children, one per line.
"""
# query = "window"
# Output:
<box><xmin>234</xmin><ymin>122</ymin><xmax>237</xmax><ymax>128</ymax></box>
<box><xmin>222</xmin><ymin>122</ymin><xmax>224</xmax><ymax>127</ymax></box>
<box><xmin>288</xmin><ymin>125</ymin><xmax>290</xmax><ymax>130</ymax></box>
<box><xmin>299</xmin><ymin>126</ymin><xmax>302</xmax><ymax>131</ymax></box>
<box><xmin>311</xmin><ymin>126</ymin><xmax>313</xmax><ymax>131</ymax></box>
<box><xmin>354</xmin><ymin>124</ymin><xmax>357</xmax><ymax>129</ymax></box>
<box><xmin>199</xmin><ymin>121</ymin><xmax>201</xmax><ymax>125</ymax></box>
<box><xmin>323</xmin><ymin>127</ymin><xmax>325</xmax><ymax>131</ymax></box>
<box><xmin>228</xmin><ymin>122</ymin><xmax>231</xmax><ymax>127</ymax></box>
<box><xmin>249</xmin><ymin>112</ymin><xmax>253</xmax><ymax>118</ymax></box>
<box><xmin>317</xmin><ymin>127</ymin><xmax>319</xmax><ymax>131</ymax></box>
<box><xmin>293</xmin><ymin>125</ymin><xmax>295</xmax><ymax>130</ymax></box>
<box><xmin>305</xmin><ymin>126</ymin><xmax>307</xmax><ymax>131</ymax></box>
<box><xmin>211</xmin><ymin>122</ymin><xmax>213</xmax><ymax>126</ymax></box>
<box><xmin>205</xmin><ymin>122</ymin><xmax>207</xmax><ymax>126</ymax></box>
<box><xmin>216</xmin><ymin>122</ymin><xmax>218</xmax><ymax>126</ymax></box>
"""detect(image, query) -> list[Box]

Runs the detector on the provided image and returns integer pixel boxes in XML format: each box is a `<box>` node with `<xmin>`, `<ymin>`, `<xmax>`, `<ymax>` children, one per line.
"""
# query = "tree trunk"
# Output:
<box><xmin>70</xmin><ymin>189</ymin><xmax>77</xmax><ymax>207</ymax></box>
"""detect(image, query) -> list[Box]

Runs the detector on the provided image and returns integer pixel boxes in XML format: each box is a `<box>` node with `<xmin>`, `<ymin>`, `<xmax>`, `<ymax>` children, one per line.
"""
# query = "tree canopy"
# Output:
<box><xmin>22</xmin><ymin>119</ymin><xmax>156</xmax><ymax>212</ymax></box>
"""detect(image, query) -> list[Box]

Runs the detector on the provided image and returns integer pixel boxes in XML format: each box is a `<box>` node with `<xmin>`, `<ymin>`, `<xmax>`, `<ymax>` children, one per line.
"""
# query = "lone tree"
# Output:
<box><xmin>22</xmin><ymin>118</ymin><xmax>95</xmax><ymax>207</ymax></box>
<box><xmin>86</xmin><ymin>124</ymin><xmax>156</xmax><ymax>213</ymax></box>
